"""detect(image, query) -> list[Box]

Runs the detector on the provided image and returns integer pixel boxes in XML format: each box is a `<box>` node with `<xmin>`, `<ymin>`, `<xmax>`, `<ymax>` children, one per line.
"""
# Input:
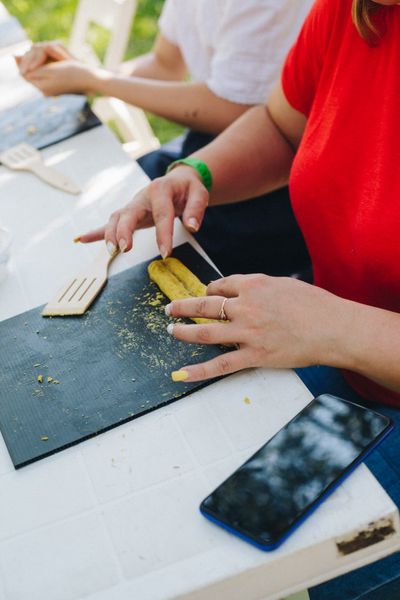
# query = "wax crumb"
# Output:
<box><xmin>244</xmin><ymin>396</ymin><xmax>251</xmax><ymax>405</ymax></box>
<box><xmin>41</xmin><ymin>436</ymin><xmax>49</xmax><ymax>441</ymax></box>
<box><xmin>47</xmin><ymin>376</ymin><xmax>53</xmax><ymax>383</ymax></box>
<box><xmin>37</xmin><ymin>374</ymin><xmax>43</xmax><ymax>383</ymax></box>
<box><xmin>34</xmin><ymin>363</ymin><xmax>40</xmax><ymax>367</ymax></box>
<box><xmin>52</xmin><ymin>380</ymin><xmax>60</xmax><ymax>385</ymax></box>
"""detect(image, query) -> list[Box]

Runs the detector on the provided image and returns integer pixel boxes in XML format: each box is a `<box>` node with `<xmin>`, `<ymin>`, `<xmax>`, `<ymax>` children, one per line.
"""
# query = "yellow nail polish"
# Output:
<box><xmin>171</xmin><ymin>370</ymin><xmax>189</xmax><ymax>382</ymax></box>
<box><xmin>73</xmin><ymin>236</ymin><xmax>81</xmax><ymax>243</ymax></box>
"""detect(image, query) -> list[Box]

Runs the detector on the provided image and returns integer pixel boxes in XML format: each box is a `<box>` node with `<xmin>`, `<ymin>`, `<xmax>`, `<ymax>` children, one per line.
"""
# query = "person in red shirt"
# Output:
<box><xmin>81</xmin><ymin>2</ymin><xmax>400</xmax><ymax>596</ymax></box>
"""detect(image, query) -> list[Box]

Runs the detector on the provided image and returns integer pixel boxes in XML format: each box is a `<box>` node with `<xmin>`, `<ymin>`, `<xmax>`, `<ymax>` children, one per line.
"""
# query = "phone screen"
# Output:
<box><xmin>200</xmin><ymin>394</ymin><xmax>392</xmax><ymax>550</ymax></box>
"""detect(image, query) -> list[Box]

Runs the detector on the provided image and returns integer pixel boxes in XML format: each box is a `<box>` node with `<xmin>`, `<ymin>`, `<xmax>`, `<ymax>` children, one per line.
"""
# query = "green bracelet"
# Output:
<box><xmin>166</xmin><ymin>157</ymin><xmax>213</xmax><ymax>192</ymax></box>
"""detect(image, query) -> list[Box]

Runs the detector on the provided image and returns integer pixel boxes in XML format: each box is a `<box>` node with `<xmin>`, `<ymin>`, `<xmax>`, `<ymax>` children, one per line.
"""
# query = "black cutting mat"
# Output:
<box><xmin>0</xmin><ymin>243</ymin><xmax>228</xmax><ymax>468</ymax></box>
<box><xmin>0</xmin><ymin>94</ymin><xmax>101</xmax><ymax>153</ymax></box>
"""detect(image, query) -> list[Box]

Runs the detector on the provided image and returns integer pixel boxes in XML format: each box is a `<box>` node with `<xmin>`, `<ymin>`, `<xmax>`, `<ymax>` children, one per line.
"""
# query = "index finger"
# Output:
<box><xmin>149</xmin><ymin>180</ymin><xmax>176</xmax><ymax>259</ymax></box>
<box><xmin>77</xmin><ymin>226</ymin><xmax>106</xmax><ymax>244</ymax></box>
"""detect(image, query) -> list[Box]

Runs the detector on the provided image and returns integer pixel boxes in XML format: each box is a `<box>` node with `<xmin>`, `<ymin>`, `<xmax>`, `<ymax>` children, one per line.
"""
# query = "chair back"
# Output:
<box><xmin>69</xmin><ymin>0</ymin><xmax>137</xmax><ymax>69</ymax></box>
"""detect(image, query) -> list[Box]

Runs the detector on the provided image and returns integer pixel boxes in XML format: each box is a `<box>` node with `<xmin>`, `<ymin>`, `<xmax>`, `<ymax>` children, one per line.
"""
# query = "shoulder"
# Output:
<box><xmin>306</xmin><ymin>0</ymin><xmax>353</xmax><ymax>28</ymax></box>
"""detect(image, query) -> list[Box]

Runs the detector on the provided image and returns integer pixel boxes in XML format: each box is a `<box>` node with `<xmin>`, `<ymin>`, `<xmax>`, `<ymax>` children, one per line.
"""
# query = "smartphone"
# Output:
<box><xmin>200</xmin><ymin>394</ymin><xmax>393</xmax><ymax>551</ymax></box>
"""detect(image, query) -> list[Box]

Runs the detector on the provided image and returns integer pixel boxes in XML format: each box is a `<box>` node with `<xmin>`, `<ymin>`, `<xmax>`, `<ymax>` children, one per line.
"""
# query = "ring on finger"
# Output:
<box><xmin>218</xmin><ymin>297</ymin><xmax>229</xmax><ymax>321</ymax></box>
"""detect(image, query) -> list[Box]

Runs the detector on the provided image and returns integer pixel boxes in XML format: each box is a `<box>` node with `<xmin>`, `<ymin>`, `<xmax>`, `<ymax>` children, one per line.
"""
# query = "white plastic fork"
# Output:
<box><xmin>42</xmin><ymin>243</ymin><xmax>119</xmax><ymax>316</ymax></box>
<box><xmin>0</xmin><ymin>143</ymin><xmax>81</xmax><ymax>195</ymax></box>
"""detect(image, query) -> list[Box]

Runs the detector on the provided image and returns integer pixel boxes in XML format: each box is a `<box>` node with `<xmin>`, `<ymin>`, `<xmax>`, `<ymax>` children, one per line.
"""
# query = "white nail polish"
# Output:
<box><xmin>106</xmin><ymin>241</ymin><xmax>116</xmax><ymax>256</ymax></box>
<box><xmin>119</xmin><ymin>238</ymin><xmax>127</xmax><ymax>252</ymax></box>
<box><xmin>187</xmin><ymin>217</ymin><xmax>199</xmax><ymax>232</ymax></box>
<box><xmin>165</xmin><ymin>303</ymin><xmax>172</xmax><ymax>316</ymax></box>
<box><xmin>167</xmin><ymin>323</ymin><xmax>174</xmax><ymax>335</ymax></box>
<box><xmin>160</xmin><ymin>245</ymin><xmax>168</xmax><ymax>260</ymax></box>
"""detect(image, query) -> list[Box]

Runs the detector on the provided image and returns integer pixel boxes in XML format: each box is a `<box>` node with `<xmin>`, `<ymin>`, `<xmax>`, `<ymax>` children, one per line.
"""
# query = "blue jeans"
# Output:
<box><xmin>297</xmin><ymin>366</ymin><xmax>400</xmax><ymax>600</ymax></box>
<box><xmin>138</xmin><ymin>130</ymin><xmax>311</xmax><ymax>279</ymax></box>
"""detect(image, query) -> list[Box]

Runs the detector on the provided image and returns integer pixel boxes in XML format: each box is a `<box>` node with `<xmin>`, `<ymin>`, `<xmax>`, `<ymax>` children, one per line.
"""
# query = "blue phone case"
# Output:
<box><xmin>200</xmin><ymin>396</ymin><xmax>394</xmax><ymax>552</ymax></box>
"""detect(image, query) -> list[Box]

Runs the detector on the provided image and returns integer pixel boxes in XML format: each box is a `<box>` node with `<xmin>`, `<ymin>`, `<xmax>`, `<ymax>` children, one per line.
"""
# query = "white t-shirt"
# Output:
<box><xmin>159</xmin><ymin>0</ymin><xmax>314</xmax><ymax>105</ymax></box>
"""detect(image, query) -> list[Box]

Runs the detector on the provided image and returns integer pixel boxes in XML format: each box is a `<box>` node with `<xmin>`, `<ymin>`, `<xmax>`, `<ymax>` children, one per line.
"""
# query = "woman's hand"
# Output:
<box><xmin>23</xmin><ymin>60</ymin><xmax>99</xmax><ymax>96</ymax></box>
<box><xmin>166</xmin><ymin>274</ymin><xmax>353</xmax><ymax>381</ymax></box>
<box><xmin>79</xmin><ymin>166</ymin><xmax>209</xmax><ymax>257</ymax></box>
<box><xmin>15</xmin><ymin>41</ymin><xmax>72</xmax><ymax>75</ymax></box>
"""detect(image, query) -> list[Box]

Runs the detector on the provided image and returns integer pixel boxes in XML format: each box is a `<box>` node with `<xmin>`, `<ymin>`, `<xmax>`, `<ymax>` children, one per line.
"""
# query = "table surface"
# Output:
<box><xmin>0</xmin><ymin>67</ymin><xmax>399</xmax><ymax>600</ymax></box>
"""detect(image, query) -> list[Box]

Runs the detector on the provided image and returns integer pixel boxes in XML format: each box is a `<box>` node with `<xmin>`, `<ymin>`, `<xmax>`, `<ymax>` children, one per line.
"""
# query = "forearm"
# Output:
<box><xmin>323</xmin><ymin>297</ymin><xmax>400</xmax><ymax>393</ymax></box>
<box><xmin>90</xmin><ymin>70</ymin><xmax>251</xmax><ymax>134</ymax></box>
<box><xmin>119</xmin><ymin>52</ymin><xmax>185</xmax><ymax>81</ymax></box>
<box><xmin>187</xmin><ymin>105</ymin><xmax>295</xmax><ymax>205</ymax></box>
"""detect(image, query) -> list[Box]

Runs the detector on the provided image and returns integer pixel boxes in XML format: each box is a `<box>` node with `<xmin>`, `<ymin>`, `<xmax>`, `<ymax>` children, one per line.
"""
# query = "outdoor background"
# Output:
<box><xmin>3</xmin><ymin>0</ymin><xmax>183</xmax><ymax>144</ymax></box>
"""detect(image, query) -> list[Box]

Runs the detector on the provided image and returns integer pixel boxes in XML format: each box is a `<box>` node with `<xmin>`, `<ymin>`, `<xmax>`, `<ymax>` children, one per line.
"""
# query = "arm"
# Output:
<box><xmin>24</xmin><ymin>60</ymin><xmax>253</xmax><ymax>134</ymax></box>
<box><xmin>118</xmin><ymin>33</ymin><xmax>188</xmax><ymax>81</ymax></box>
<box><xmin>165</xmin><ymin>273</ymin><xmax>400</xmax><ymax>394</ymax></box>
<box><xmin>19</xmin><ymin>34</ymin><xmax>252</xmax><ymax>133</ymax></box>
<box><xmin>80</xmin><ymin>81</ymin><xmax>305</xmax><ymax>254</ymax></box>
<box><xmin>185</xmin><ymin>83</ymin><xmax>306</xmax><ymax>204</ymax></box>
<box><xmin>90</xmin><ymin>72</ymin><xmax>254</xmax><ymax>134</ymax></box>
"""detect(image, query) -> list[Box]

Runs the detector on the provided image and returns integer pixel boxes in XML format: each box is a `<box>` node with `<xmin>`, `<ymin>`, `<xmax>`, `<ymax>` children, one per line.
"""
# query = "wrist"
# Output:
<box><xmin>166</xmin><ymin>158</ymin><xmax>213</xmax><ymax>192</ymax></box>
<box><xmin>166</xmin><ymin>163</ymin><xmax>202</xmax><ymax>183</ymax></box>
<box><xmin>90</xmin><ymin>68</ymin><xmax>114</xmax><ymax>95</ymax></box>
<box><xmin>321</xmin><ymin>296</ymin><xmax>365</xmax><ymax>370</ymax></box>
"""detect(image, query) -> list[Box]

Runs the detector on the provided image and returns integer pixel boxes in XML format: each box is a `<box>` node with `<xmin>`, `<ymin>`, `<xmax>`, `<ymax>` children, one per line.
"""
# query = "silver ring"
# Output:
<box><xmin>219</xmin><ymin>297</ymin><xmax>229</xmax><ymax>321</ymax></box>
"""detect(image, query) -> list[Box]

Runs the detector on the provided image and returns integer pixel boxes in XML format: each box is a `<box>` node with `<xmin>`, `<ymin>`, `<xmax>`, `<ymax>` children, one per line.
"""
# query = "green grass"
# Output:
<box><xmin>3</xmin><ymin>0</ymin><xmax>183</xmax><ymax>144</ymax></box>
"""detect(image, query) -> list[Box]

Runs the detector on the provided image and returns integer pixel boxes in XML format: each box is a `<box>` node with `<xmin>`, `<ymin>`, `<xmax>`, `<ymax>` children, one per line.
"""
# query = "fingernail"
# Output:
<box><xmin>119</xmin><ymin>238</ymin><xmax>127</xmax><ymax>252</ymax></box>
<box><xmin>165</xmin><ymin>303</ymin><xmax>172</xmax><ymax>316</ymax></box>
<box><xmin>73</xmin><ymin>236</ymin><xmax>81</xmax><ymax>243</ymax></box>
<box><xmin>106</xmin><ymin>241</ymin><xmax>117</xmax><ymax>256</ymax></box>
<box><xmin>160</xmin><ymin>245</ymin><xmax>168</xmax><ymax>260</ymax></box>
<box><xmin>167</xmin><ymin>323</ymin><xmax>174</xmax><ymax>335</ymax></box>
<box><xmin>187</xmin><ymin>217</ymin><xmax>199</xmax><ymax>232</ymax></box>
<box><xmin>171</xmin><ymin>370</ymin><xmax>189</xmax><ymax>382</ymax></box>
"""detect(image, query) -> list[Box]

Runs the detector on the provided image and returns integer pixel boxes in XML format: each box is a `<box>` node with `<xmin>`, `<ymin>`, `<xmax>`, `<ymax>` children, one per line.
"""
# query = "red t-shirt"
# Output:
<box><xmin>282</xmin><ymin>0</ymin><xmax>400</xmax><ymax>406</ymax></box>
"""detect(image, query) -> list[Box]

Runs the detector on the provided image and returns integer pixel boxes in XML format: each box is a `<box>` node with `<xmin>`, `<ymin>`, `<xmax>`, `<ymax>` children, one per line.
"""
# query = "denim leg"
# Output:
<box><xmin>297</xmin><ymin>366</ymin><xmax>400</xmax><ymax>600</ymax></box>
<box><xmin>137</xmin><ymin>134</ymin><xmax>187</xmax><ymax>179</ymax></box>
<box><xmin>137</xmin><ymin>130</ymin><xmax>215</xmax><ymax>180</ymax></box>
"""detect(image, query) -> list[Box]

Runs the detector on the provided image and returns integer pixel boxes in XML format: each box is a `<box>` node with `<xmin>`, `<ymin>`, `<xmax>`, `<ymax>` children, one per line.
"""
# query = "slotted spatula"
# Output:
<box><xmin>42</xmin><ymin>242</ymin><xmax>119</xmax><ymax>316</ymax></box>
<box><xmin>0</xmin><ymin>143</ymin><xmax>81</xmax><ymax>195</ymax></box>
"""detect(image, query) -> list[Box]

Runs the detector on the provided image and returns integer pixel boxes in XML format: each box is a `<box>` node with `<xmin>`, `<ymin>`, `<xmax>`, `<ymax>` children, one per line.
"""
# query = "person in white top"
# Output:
<box><xmin>17</xmin><ymin>0</ymin><xmax>314</xmax><ymax>277</ymax></box>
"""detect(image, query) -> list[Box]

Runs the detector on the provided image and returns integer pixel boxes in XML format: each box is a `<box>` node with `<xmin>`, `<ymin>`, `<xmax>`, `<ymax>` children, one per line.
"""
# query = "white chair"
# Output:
<box><xmin>68</xmin><ymin>0</ymin><xmax>160</xmax><ymax>158</ymax></box>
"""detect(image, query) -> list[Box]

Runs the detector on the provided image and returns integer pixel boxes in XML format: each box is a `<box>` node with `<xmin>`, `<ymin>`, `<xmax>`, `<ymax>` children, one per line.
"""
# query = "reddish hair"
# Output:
<box><xmin>352</xmin><ymin>0</ymin><xmax>379</xmax><ymax>39</ymax></box>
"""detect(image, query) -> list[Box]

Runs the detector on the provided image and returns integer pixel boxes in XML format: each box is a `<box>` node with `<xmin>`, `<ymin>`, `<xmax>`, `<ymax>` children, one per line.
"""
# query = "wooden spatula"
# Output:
<box><xmin>42</xmin><ymin>243</ymin><xmax>119</xmax><ymax>316</ymax></box>
<box><xmin>0</xmin><ymin>143</ymin><xmax>81</xmax><ymax>195</ymax></box>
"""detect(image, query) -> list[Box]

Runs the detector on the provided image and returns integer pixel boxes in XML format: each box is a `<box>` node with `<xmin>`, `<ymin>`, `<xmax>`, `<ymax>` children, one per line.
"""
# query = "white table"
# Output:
<box><xmin>0</xmin><ymin>123</ymin><xmax>399</xmax><ymax>600</ymax></box>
